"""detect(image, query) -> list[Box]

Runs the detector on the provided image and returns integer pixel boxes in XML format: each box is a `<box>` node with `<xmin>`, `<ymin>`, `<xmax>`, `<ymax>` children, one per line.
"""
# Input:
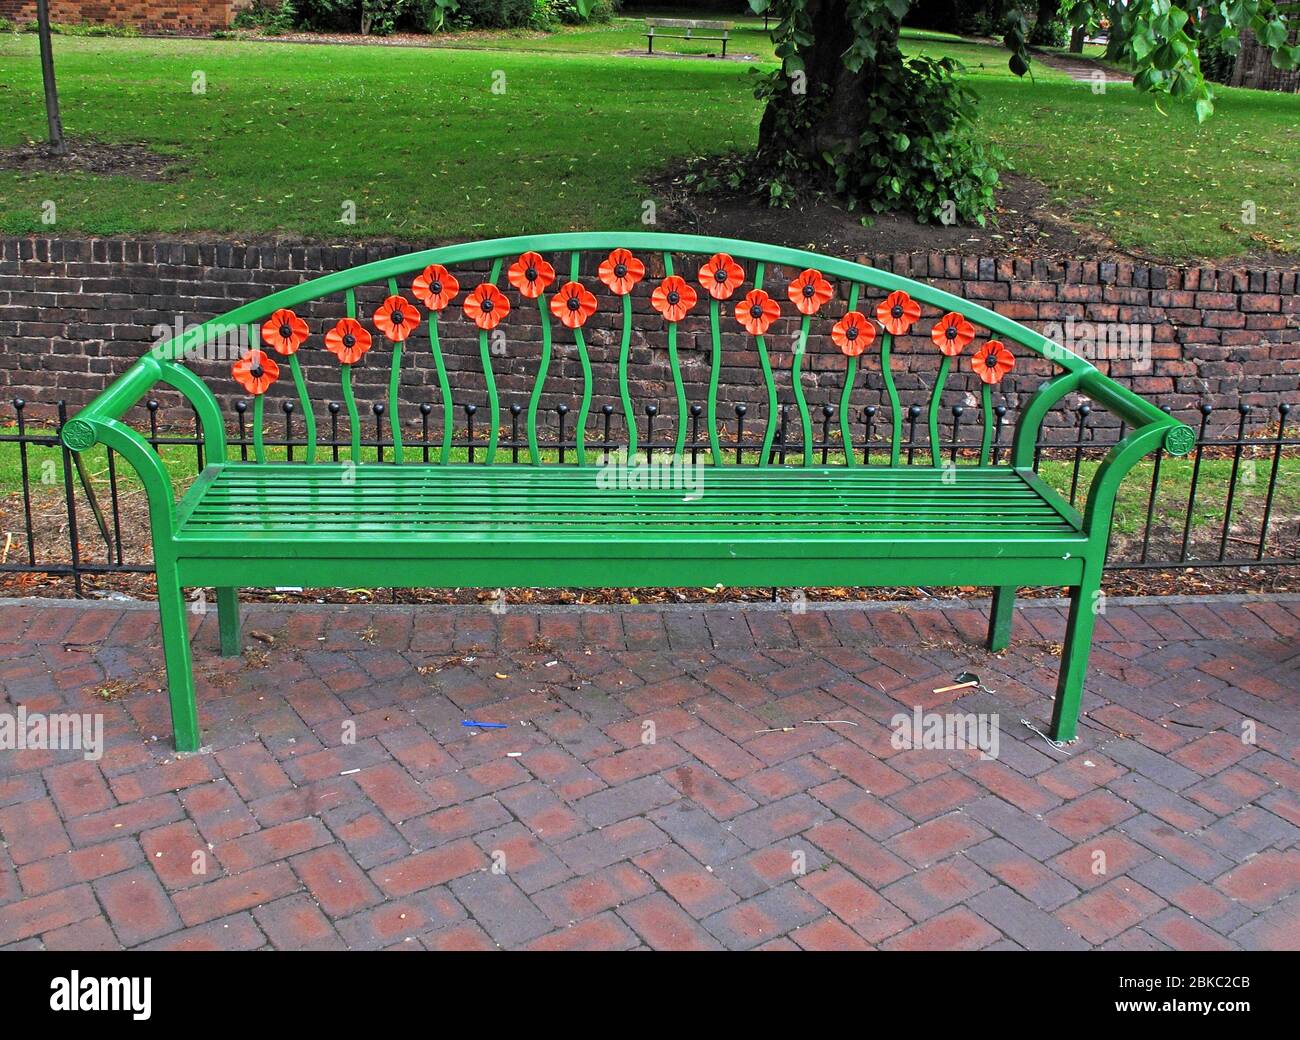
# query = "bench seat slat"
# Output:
<box><xmin>174</xmin><ymin>463</ymin><xmax>1082</xmax><ymax>552</ymax></box>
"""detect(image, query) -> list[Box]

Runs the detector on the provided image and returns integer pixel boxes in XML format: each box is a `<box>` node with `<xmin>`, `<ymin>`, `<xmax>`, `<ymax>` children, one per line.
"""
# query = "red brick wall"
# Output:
<box><xmin>1</xmin><ymin>237</ymin><xmax>1296</xmax><ymax>445</ymax></box>
<box><xmin>0</xmin><ymin>0</ymin><xmax>239</xmax><ymax>32</ymax></box>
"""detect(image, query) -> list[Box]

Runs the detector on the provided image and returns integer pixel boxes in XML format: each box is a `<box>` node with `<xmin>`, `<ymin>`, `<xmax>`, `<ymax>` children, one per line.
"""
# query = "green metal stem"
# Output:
<box><xmin>571</xmin><ymin>252</ymin><xmax>592</xmax><ymax>466</ymax></box>
<box><xmin>838</xmin><ymin>284</ymin><xmax>861</xmax><ymax>468</ymax></box>
<box><xmin>341</xmin><ymin>363</ymin><xmax>361</xmax><ymax>462</ymax></box>
<box><xmin>252</xmin><ymin>395</ymin><xmax>265</xmax><ymax>464</ymax></box>
<box><xmin>880</xmin><ymin>332</ymin><xmax>902</xmax><ymax>466</ymax></box>
<box><xmin>428</xmin><ymin>315</ymin><xmax>453</xmax><ymax>464</ymax></box>
<box><xmin>980</xmin><ymin>382</ymin><xmax>994</xmax><ymax>467</ymax></box>
<box><xmin>707</xmin><ymin>298</ymin><xmax>723</xmax><ymax>467</ymax></box>
<box><xmin>667</xmin><ymin>323</ymin><xmax>688</xmax><ymax>461</ymax></box>
<box><xmin>343</xmin><ymin>289</ymin><xmax>361</xmax><ymax>461</ymax></box>
<box><xmin>752</xmin><ymin>263</ymin><xmax>779</xmax><ymax>468</ymax></box>
<box><xmin>574</xmin><ymin>327</ymin><xmax>592</xmax><ymax>466</ymax></box>
<box><xmin>792</xmin><ymin>314</ymin><xmax>813</xmax><ymax>467</ymax></box>
<box><xmin>618</xmin><ymin>291</ymin><xmax>637</xmax><ymax>461</ymax></box>
<box><xmin>839</xmin><ymin>354</ymin><xmax>859</xmax><ymax>469</ymax></box>
<box><xmin>480</xmin><ymin>258</ymin><xmax>503</xmax><ymax>465</ymax></box>
<box><xmin>928</xmin><ymin>354</ymin><xmax>952</xmax><ymax>467</ymax></box>
<box><xmin>288</xmin><ymin>352</ymin><xmax>316</xmax><ymax>464</ymax></box>
<box><xmin>528</xmin><ymin>293</ymin><xmax>553</xmax><ymax>466</ymax></box>
<box><xmin>386</xmin><ymin>277</ymin><xmax>403</xmax><ymax>464</ymax></box>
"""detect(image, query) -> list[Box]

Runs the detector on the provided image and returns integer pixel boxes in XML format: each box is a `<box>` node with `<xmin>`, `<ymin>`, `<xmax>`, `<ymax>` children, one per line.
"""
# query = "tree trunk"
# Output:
<box><xmin>35</xmin><ymin>0</ymin><xmax>67</xmax><ymax>156</ymax></box>
<box><xmin>1068</xmin><ymin>25</ymin><xmax>1085</xmax><ymax>53</ymax></box>
<box><xmin>755</xmin><ymin>0</ymin><xmax>900</xmax><ymax>175</ymax></box>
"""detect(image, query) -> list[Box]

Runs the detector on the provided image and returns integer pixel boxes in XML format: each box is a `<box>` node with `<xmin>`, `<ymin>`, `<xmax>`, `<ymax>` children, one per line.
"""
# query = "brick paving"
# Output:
<box><xmin>0</xmin><ymin>594</ymin><xmax>1297</xmax><ymax>951</ymax></box>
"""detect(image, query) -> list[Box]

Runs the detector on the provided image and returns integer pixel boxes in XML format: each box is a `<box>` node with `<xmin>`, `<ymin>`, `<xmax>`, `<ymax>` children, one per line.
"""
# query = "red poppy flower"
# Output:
<box><xmin>373</xmin><ymin>295</ymin><xmax>421</xmax><ymax>342</ymax></box>
<box><xmin>324</xmin><ymin>317</ymin><xmax>373</xmax><ymax>365</ymax></box>
<box><xmin>463</xmin><ymin>283</ymin><xmax>511</xmax><ymax>331</ymax></box>
<box><xmin>507</xmin><ymin>252</ymin><xmax>556</xmax><ymax>299</ymax></box>
<box><xmin>412</xmin><ymin>264</ymin><xmax>459</xmax><ymax>312</ymax></box>
<box><xmin>971</xmin><ymin>340</ymin><xmax>1015</xmax><ymax>385</ymax></box>
<box><xmin>598</xmin><ymin>248</ymin><xmax>645</xmax><ymax>296</ymax></box>
<box><xmin>549</xmin><ymin>280</ymin><xmax>598</xmax><ymax>330</ymax></box>
<box><xmin>735</xmin><ymin>289</ymin><xmax>780</xmax><ymax>337</ymax></box>
<box><xmin>232</xmin><ymin>349</ymin><xmax>279</xmax><ymax>396</ymax></box>
<box><xmin>787</xmin><ymin>269</ymin><xmax>834</xmax><ymax>316</ymax></box>
<box><xmin>698</xmin><ymin>253</ymin><xmax>745</xmax><ymax>301</ymax></box>
<box><xmin>876</xmin><ymin>290</ymin><xmax>922</xmax><ymax>336</ymax></box>
<box><xmin>261</xmin><ymin>308</ymin><xmax>309</xmax><ymax>356</ymax></box>
<box><xmin>930</xmin><ymin>311</ymin><xmax>976</xmax><ymax>356</ymax></box>
<box><xmin>651</xmin><ymin>276</ymin><xmax>696</xmax><ymax>323</ymax></box>
<box><xmin>831</xmin><ymin>311</ymin><xmax>877</xmax><ymax>357</ymax></box>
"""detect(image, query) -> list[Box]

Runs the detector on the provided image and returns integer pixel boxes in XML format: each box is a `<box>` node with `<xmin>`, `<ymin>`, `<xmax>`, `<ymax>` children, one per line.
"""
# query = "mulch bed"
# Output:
<box><xmin>0</xmin><ymin>137</ymin><xmax>178</xmax><ymax>180</ymax></box>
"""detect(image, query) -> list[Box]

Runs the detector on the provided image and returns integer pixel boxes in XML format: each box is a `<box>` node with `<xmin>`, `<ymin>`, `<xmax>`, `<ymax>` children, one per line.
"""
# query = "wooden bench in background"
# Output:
<box><xmin>645</xmin><ymin>17</ymin><xmax>732</xmax><ymax>57</ymax></box>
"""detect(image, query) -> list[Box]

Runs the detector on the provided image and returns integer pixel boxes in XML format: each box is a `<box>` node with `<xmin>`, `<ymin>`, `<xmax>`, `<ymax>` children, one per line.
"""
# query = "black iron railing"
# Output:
<box><xmin>1</xmin><ymin>395</ymin><xmax>1295</xmax><ymax>594</ymax></box>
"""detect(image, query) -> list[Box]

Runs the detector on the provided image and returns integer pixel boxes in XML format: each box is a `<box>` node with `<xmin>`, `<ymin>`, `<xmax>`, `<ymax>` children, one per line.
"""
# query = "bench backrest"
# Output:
<box><xmin>646</xmin><ymin>18</ymin><xmax>730</xmax><ymax>31</ymax></box>
<box><xmin>125</xmin><ymin>233</ymin><xmax>1177</xmax><ymax>472</ymax></box>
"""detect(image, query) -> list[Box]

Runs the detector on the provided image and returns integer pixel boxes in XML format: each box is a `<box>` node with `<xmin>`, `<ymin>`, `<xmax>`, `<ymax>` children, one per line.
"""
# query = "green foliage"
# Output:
<box><xmin>453</xmin><ymin>0</ymin><xmax>543</xmax><ymax>27</ymax></box>
<box><xmin>232</xmin><ymin>0</ymin><xmax>298</xmax><ymax>33</ymax></box>
<box><xmin>1070</xmin><ymin>0</ymin><xmax>1299</xmax><ymax>119</ymax></box>
<box><xmin>0</xmin><ymin>17</ymin><xmax>14</xmax><ymax>32</ymax></box>
<box><xmin>551</xmin><ymin>0</ymin><xmax>616</xmax><ymax>23</ymax></box>
<box><xmin>21</xmin><ymin>20</ymin><xmax>141</xmax><ymax>37</ymax></box>
<box><xmin>1198</xmin><ymin>26</ymin><xmax>1239</xmax><ymax>85</ymax></box>
<box><xmin>360</xmin><ymin>0</ymin><xmax>409</xmax><ymax>35</ymax></box>
<box><xmin>292</xmin><ymin>0</ymin><xmax>360</xmax><ymax>31</ymax></box>
<box><xmin>750</xmin><ymin>1</ymin><xmax>1004</xmax><ymax>223</ymax></box>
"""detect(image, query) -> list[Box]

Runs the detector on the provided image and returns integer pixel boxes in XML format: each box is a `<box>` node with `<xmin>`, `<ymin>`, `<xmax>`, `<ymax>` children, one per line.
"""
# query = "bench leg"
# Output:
<box><xmin>216</xmin><ymin>586</ymin><xmax>241</xmax><ymax>657</ymax></box>
<box><xmin>1050</xmin><ymin>563</ymin><xmax>1102</xmax><ymax>743</ymax></box>
<box><xmin>157</xmin><ymin>564</ymin><xmax>202</xmax><ymax>753</ymax></box>
<box><xmin>987</xmin><ymin>585</ymin><xmax>1016</xmax><ymax>652</ymax></box>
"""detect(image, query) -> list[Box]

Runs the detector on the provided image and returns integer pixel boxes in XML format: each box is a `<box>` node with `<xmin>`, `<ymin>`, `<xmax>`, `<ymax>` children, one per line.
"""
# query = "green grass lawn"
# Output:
<box><xmin>0</xmin><ymin>28</ymin><xmax>1296</xmax><ymax>257</ymax></box>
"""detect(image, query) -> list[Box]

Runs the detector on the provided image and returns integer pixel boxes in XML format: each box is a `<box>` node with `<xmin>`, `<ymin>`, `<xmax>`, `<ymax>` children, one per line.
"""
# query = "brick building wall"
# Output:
<box><xmin>1</xmin><ymin>236</ymin><xmax>1296</xmax><ymax>449</ymax></box>
<box><xmin>0</xmin><ymin>0</ymin><xmax>240</xmax><ymax>32</ymax></box>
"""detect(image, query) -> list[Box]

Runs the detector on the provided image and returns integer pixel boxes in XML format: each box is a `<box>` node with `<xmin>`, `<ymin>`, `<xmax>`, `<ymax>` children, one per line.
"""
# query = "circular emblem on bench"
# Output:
<box><xmin>62</xmin><ymin>418</ymin><xmax>96</xmax><ymax>452</ymax></box>
<box><xmin>1164</xmin><ymin>424</ymin><xmax>1195</xmax><ymax>457</ymax></box>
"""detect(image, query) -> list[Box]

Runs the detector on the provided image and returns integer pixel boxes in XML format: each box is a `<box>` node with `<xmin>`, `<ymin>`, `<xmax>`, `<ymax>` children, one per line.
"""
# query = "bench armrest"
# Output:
<box><xmin>62</xmin><ymin>355</ymin><xmax>227</xmax><ymax>461</ymax></box>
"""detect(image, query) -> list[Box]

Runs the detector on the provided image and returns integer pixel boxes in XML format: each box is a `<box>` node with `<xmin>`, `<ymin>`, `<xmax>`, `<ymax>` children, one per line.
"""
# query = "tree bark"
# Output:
<box><xmin>1068</xmin><ymin>25</ymin><xmax>1085</xmax><ymax>53</ymax></box>
<box><xmin>755</xmin><ymin>0</ymin><xmax>901</xmax><ymax>173</ymax></box>
<box><xmin>35</xmin><ymin>0</ymin><xmax>67</xmax><ymax>156</ymax></box>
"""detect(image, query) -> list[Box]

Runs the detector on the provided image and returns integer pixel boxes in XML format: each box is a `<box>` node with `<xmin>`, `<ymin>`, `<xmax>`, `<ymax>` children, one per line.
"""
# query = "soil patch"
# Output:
<box><xmin>0</xmin><ymin>138</ymin><xmax>178</xmax><ymax>181</ymax></box>
<box><xmin>651</xmin><ymin>166</ymin><xmax>1120</xmax><ymax>263</ymax></box>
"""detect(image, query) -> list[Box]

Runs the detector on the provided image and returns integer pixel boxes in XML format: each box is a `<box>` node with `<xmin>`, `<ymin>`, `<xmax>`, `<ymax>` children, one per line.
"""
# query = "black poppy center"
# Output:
<box><xmin>567</xmin><ymin>296</ymin><xmax>581</xmax><ymax>311</ymax></box>
<box><xmin>891</xmin><ymin>305</ymin><xmax>904</xmax><ymax>318</ymax></box>
<box><xmin>279</xmin><ymin>323</ymin><xmax>292</xmax><ymax>339</ymax></box>
<box><xmin>429</xmin><ymin>281</ymin><xmax>442</xmax><ymax>296</ymax></box>
<box><xmin>614</xmin><ymin>263</ymin><xmax>627</xmax><ymax>278</ymax></box>
<box><xmin>391</xmin><ymin>309</ymin><xmax>405</xmax><ymax>325</ymax></box>
<box><xmin>480</xmin><ymin>298</ymin><xmax>494</xmax><ymax>313</ymax></box>
<box><xmin>750</xmin><ymin>304</ymin><xmax>765</xmax><ymax>319</ymax></box>
<box><xmin>526</xmin><ymin>267</ymin><xmax>538</xmax><ymax>281</ymax></box>
<box><xmin>802</xmin><ymin>284</ymin><xmax>815</xmax><ymax>298</ymax></box>
<box><xmin>250</xmin><ymin>365</ymin><xmax>264</xmax><ymax>379</ymax></box>
<box><xmin>342</xmin><ymin>334</ymin><xmax>355</xmax><ymax>348</ymax></box>
<box><xmin>846</xmin><ymin>326</ymin><xmax>859</xmax><ymax>341</ymax></box>
<box><xmin>945</xmin><ymin>325</ymin><xmax>958</xmax><ymax>340</ymax></box>
<box><xmin>666</xmin><ymin>291</ymin><xmax>680</xmax><ymax>305</ymax></box>
<box><xmin>985</xmin><ymin>354</ymin><xmax>997</xmax><ymax>369</ymax></box>
<box><xmin>714</xmin><ymin>269</ymin><xmax>728</xmax><ymax>283</ymax></box>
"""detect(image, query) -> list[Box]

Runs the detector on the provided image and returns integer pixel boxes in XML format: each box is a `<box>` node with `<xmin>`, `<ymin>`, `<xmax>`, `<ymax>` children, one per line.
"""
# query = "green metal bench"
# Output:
<box><xmin>62</xmin><ymin>233</ymin><xmax>1193</xmax><ymax>753</ymax></box>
